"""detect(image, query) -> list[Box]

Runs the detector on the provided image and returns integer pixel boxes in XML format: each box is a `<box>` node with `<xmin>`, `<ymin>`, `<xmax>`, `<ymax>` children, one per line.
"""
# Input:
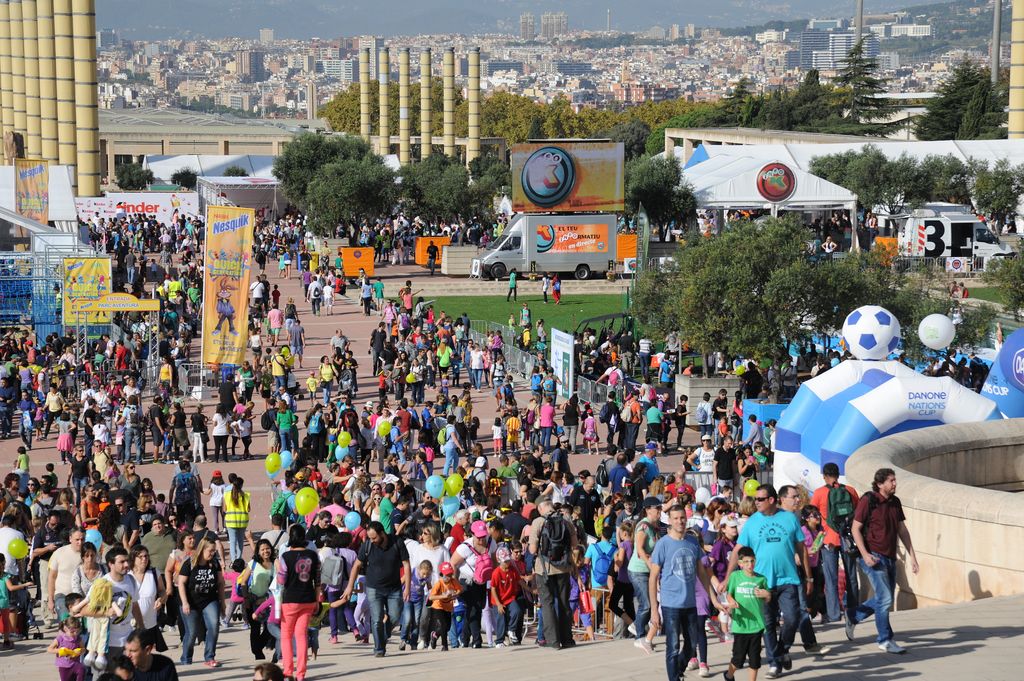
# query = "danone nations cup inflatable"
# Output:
<box><xmin>774</xmin><ymin>306</ymin><xmax>1003</xmax><ymax>490</ymax></box>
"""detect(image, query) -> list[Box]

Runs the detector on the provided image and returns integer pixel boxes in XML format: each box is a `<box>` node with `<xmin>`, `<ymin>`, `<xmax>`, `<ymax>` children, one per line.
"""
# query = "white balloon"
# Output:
<box><xmin>695</xmin><ymin>487</ymin><xmax>712</xmax><ymax>505</ymax></box>
<box><xmin>918</xmin><ymin>313</ymin><xmax>956</xmax><ymax>350</ymax></box>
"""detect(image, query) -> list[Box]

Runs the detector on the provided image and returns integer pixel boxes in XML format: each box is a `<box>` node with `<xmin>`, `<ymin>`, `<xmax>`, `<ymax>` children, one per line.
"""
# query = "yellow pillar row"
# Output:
<box><xmin>37</xmin><ymin>0</ymin><xmax>57</xmax><ymax>161</ymax></box>
<box><xmin>0</xmin><ymin>0</ymin><xmax>14</xmax><ymax>152</ymax></box>
<box><xmin>71</xmin><ymin>0</ymin><xmax>98</xmax><ymax>195</ymax></box>
<box><xmin>419</xmin><ymin>48</ymin><xmax>431</xmax><ymax>159</ymax></box>
<box><xmin>10</xmin><ymin>0</ymin><xmax>25</xmax><ymax>143</ymax></box>
<box><xmin>467</xmin><ymin>47</ymin><xmax>480</xmax><ymax>165</ymax></box>
<box><xmin>21</xmin><ymin>0</ymin><xmax>39</xmax><ymax>156</ymax></box>
<box><xmin>442</xmin><ymin>47</ymin><xmax>454</xmax><ymax>158</ymax></box>
<box><xmin>53</xmin><ymin>0</ymin><xmax>76</xmax><ymax>168</ymax></box>
<box><xmin>398</xmin><ymin>48</ymin><xmax>409</xmax><ymax>165</ymax></box>
<box><xmin>358</xmin><ymin>47</ymin><xmax>370</xmax><ymax>143</ymax></box>
<box><xmin>377</xmin><ymin>47</ymin><xmax>389</xmax><ymax>157</ymax></box>
<box><xmin>1010</xmin><ymin>0</ymin><xmax>1024</xmax><ymax>138</ymax></box>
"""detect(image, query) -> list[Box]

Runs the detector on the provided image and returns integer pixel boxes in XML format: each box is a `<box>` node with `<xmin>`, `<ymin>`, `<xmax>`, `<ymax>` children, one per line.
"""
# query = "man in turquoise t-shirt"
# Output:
<box><xmin>724</xmin><ymin>484</ymin><xmax>812</xmax><ymax>678</ymax></box>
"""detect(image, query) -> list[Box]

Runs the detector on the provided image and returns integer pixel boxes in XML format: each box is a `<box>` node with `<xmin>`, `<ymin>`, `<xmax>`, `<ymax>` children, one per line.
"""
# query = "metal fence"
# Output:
<box><xmin>575</xmin><ymin>374</ymin><xmax>623</xmax><ymax>407</ymax></box>
<box><xmin>467</xmin><ymin>321</ymin><xmax>540</xmax><ymax>381</ymax></box>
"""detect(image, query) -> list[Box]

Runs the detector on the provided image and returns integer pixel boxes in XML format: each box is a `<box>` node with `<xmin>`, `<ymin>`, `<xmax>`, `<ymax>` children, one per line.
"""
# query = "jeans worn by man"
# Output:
<box><xmin>661</xmin><ymin>606</ymin><xmax>698</xmax><ymax>681</ymax></box>
<box><xmin>851</xmin><ymin>553</ymin><xmax>897</xmax><ymax>644</ymax></box>
<box><xmin>365</xmin><ymin>586</ymin><xmax>403</xmax><ymax>655</ymax></box>
<box><xmin>820</xmin><ymin>545</ymin><xmax>860</xmax><ymax>623</ymax></box>
<box><xmin>763</xmin><ymin>583</ymin><xmax>801</xmax><ymax>670</ymax></box>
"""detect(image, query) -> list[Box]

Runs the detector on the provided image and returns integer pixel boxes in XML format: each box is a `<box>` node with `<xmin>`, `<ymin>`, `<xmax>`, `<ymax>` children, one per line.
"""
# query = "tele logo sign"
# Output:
<box><xmin>756</xmin><ymin>162</ymin><xmax>796</xmax><ymax>202</ymax></box>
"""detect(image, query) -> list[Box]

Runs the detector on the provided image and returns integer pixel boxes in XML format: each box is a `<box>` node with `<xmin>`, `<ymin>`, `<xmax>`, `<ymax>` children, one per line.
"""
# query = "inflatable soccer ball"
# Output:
<box><xmin>842</xmin><ymin>305</ymin><xmax>901</xmax><ymax>361</ymax></box>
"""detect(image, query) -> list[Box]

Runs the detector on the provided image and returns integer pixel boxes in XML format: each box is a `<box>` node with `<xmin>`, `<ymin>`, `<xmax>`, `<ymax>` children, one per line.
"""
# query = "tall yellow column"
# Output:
<box><xmin>442</xmin><ymin>47</ymin><xmax>454</xmax><ymax>158</ymax></box>
<box><xmin>0</xmin><ymin>0</ymin><xmax>14</xmax><ymax>147</ymax></box>
<box><xmin>53</xmin><ymin>0</ymin><xmax>75</xmax><ymax>168</ymax></box>
<box><xmin>377</xmin><ymin>47</ymin><xmax>389</xmax><ymax>156</ymax></box>
<box><xmin>467</xmin><ymin>47</ymin><xmax>480</xmax><ymax>165</ymax></box>
<box><xmin>358</xmin><ymin>47</ymin><xmax>370</xmax><ymax>143</ymax></box>
<box><xmin>1011</xmin><ymin>0</ymin><xmax>1024</xmax><ymax>137</ymax></box>
<box><xmin>9</xmin><ymin>0</ymin><xmax>25</xmax><ymax>144</ymax></box>
<box><xmin>419</xmin><ymin>48</ymin><xmax>431</xmax><ymax>159</ymax></box>
<box><xmin>36</xmin><ymin>0</ymin><xmax>57</xmax><ymax>161</ymax></box>
<box><xmin>21</xmin><ymin>0</ymin><xmax>39</xmax><ymax>156</ymax></box>
<box><xmin>71</xmin><ymin>0</ymin><xmax>98</xmax><ymax>195</ymax></box>
<box><xmin>398</xmin><ymin>47</ymin><xmax>410</xmax><ymax>165</ymax></box>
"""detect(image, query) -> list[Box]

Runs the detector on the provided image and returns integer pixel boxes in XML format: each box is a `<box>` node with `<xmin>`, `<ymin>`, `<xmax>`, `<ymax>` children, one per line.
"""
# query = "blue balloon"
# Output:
<box><xmin>85</xmin><ymin>529</ymin><xmax>102</xmax><ymax>550</ymax></box>
<box><xmin>440</xmin><ymin>495</ymin><xmax>461</xmax><ymax>520</ymax></box>
<box><xmin>280</xmin><ymin>450</ymin><xmax>293</xmax><ymax>469</ymax></box>
<box><xmin>344</xmin><ymin>511</ymin><xmax>361</xmax><ymax>531</ymax></box>
<box><xmin>266</xmin><ymin>469</ymin><xmax>279</xmax><ymax>480</ymax></box>
<box><xmin>335</xmin><ymin>445</ymin><xmax>349</xmax><ymax>461</ymax></box>
<box><xmin>425</xmin><ymin>475</ymin><xmax>445</xmax><ymax>499</ymax></box>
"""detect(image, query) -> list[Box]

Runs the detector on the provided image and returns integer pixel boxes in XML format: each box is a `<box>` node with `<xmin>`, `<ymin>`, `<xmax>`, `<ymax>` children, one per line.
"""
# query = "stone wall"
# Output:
<box><xmin>846</xmin><ymin>420</ymin><xmax>1024</xmax><ymax>608</ymax></box>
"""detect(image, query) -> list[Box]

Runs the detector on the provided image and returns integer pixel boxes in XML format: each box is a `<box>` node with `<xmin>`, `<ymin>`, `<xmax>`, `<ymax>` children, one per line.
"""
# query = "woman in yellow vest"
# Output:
<box><xmin>222</xmin><ymin>476</ymin><xmax>251</xmax><ymax>562</ymax></box>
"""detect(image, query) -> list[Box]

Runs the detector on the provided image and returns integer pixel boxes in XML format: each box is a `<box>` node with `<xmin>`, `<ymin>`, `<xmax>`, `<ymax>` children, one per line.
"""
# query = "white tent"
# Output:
<box><xmin>0</xmin><ymin>164</ymin><xmax>77</xmax><ymax>232</ymax></box>
<box><xmin>197</xmin><ymin>176</ymin><xmax>282</xmax><ymax>215</ymax></box>
<box><xmin>683</xmin><ymin>155</ymin><xmax>858</xmax><ymax>213</ymax></box>
<box><xmin>144</xmin><ymin>154</ymin><xmax>276</xmax><ymax>181</ymax></box>
<box><xmin>673</xmin><ymin>139</ymin><xmax>1024</xmax><ymax>171</ymax></box>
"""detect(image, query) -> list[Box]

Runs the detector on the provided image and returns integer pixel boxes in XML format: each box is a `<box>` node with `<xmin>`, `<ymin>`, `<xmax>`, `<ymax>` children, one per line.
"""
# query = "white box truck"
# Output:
<box><xmin>473</xmin><ymin>213</ymin><xmax>617</xmax><ymax>280</ymax></box>
<box><xmin>898</xmin><ymin>213</ymin><xmax>1015</xmax><ymax>263</ymax></box>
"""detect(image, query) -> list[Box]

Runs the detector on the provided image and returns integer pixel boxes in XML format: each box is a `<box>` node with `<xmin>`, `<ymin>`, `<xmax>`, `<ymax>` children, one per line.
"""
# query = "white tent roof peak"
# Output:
<box><xmin>682</xmin><ymin>155</ymin><xmax>857</xmax><ymax>209</ymax></box>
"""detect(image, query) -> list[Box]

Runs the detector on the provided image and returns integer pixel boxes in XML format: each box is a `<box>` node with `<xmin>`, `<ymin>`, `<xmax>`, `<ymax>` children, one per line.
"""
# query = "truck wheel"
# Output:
<box><xmin>574</xmin><ymin>264</ymin><xmax>591</xmax><ymax>281</ymax></box>
<box><xmin>490</xmin><ymin>263</ymin><xmax>507</xmax><ymax>280</ymax></box>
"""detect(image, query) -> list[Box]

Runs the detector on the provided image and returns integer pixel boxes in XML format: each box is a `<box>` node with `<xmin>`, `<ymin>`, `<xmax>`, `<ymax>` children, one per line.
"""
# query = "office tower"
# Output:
<box><xmin>259</xmin><ymin>27</ymin><xmax>274</xmax><ymax>44</ymax></box>
<box><xmin>520</xmin><ymin>12</ymin><xmax>535</xmax><ymax>39</ymax></box>
<box><xmin>359</xmin><ymin>35</ymin><xmax>383</xmax><ymax>78</ymax></box>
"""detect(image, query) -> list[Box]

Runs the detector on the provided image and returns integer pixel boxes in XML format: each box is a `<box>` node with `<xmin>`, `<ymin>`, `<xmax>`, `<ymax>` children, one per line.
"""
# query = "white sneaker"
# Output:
<box><xmin>878</xmin><ymin>640</ymin><xmax>906</xmax><ymax>654</ymax></box>
<box><xmin>699</xmin><ymin>664</ymin><xmax>712</xmax><ymax>678</ymax></box>
<box><xmin>418</xmin><ymin>641</ymin><xmax>428</xmax><ymax>650</ymax></box>
<box><xmin>495</xmin><ymin>643</ymin><xmax>506</xmax><ymax>649</ymax></box>
<box><xmin>686</xmin><ymin>658</ymin><xmax>699</xmax><ymax>671</ymax></box>
<box><xmin>627</xmin><ymin>623</ymin><xmax>636</xmax><ymax>636</ymax></box>
<box><xmin>634</xmin><ymin>638</ymin><xmax>654</xmax><ymax>654</ymax></box>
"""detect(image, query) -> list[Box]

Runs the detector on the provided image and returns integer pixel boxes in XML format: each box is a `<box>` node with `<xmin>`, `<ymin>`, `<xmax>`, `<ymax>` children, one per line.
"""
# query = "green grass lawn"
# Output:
<box><xmin>968</xmin><ymin>286</ymin><xmax>1007</xmax><ymax>305</ymax></box>
<box><xmin>427</xmin><ymin>293</ymin><xmax>627</xmax><ymax>333</ymax></box>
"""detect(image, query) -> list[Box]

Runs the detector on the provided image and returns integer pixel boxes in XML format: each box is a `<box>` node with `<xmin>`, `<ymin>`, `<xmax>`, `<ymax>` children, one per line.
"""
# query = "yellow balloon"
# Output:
<box><xmin>295</xmin><ymin>487</ymin><xmax>319</xmax><ymax>516</ymax></box>
<box><xmin>265</xmin><ymin>452</ymin><xmax>282</xmax><ymax>475</ymax></box>
<box><xmin>444</xmin><ymin>474</ymin><xmax>464</xmax><ymax>496</ymax></box>
<box><xmin>337</xmin><ymin>431</ymin><xmax>352</xmax><ymax>447</ymax></box>
<box><xmin>377</xmin><ymin>420</ymin><xmax>393</xmax><ymax>436</ymax></box>
<box><xmin>8</xmin><ymin>538</ymin><xmax>28</xmax><ymax>560</ymax></box>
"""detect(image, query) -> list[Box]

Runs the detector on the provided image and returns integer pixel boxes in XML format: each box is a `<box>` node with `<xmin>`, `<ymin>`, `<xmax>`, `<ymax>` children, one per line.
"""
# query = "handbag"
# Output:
<box><xmin>578</xmin><ymin>582</ymin><xmax>595</xmax><ymax>615</ymax></box>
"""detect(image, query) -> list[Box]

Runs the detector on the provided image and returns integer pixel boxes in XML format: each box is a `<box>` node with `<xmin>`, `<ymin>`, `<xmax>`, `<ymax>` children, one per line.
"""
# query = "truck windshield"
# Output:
<box><xmin>497</xmin><ymin>236</ymin><xmax>521</xmax><ymax>251</ymax></box>
<box><xmin>975</xmin><ymin>229</ymin><xmax>998</xmax><ymax>244</ymax></box>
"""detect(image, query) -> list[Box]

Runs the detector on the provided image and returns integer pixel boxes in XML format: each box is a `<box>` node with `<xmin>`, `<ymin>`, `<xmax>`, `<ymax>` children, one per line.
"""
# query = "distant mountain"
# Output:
<box><xmin>96</xmin><ymin>0</ymin><xmax>949</xmax><ymax>39</ymax></box>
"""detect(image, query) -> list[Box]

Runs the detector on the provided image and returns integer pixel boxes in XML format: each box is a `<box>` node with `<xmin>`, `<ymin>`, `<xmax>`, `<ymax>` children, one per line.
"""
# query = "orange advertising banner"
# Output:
<box><xmin>15</xmin><ymin>158</ymin><xmax>48</xmax><ymax>224</ymax></box>
<box><xmin>616</xmin><ymin>233</ymin><xmax>637</xmax><ymax>261</ymax></box>
<box><xmin>414</xmin><ymin>236</ymin><xmax>451</xmax><ymax>266</ymax></box>
<box><xmin>536</xmin><ymin>223</ymin><xmax>610</xmax><ymax>254</ymax></box>
<box><xmin>512</xmin><ymin>141</ymin><xmax>624</xmax><ymax>213</ymax></box>
<box><xmin>340</xmin><ymin>247</ymin><xmax>375</xmax><ymax>277</ymax></box>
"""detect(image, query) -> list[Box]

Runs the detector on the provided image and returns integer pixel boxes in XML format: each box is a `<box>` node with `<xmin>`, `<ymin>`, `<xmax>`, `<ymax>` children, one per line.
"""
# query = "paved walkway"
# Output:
<box><xmin>4</xmin><ymin>595</ymin><xmax>1022</xmax><ymax>680</ymax></box>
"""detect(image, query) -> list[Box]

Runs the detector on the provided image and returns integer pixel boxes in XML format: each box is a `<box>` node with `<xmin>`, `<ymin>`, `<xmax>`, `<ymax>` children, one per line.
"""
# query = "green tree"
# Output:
<box><xmin>831</xmin><ymin>40</ymin><xmax>896</xmax><ymax>134</ymax></box>
<box><xmin>809</xmin><ymin>146</ymin><xmax>930</xmax><ymax>214</ymax></box>
<box><xmin>469</xmin><ymin>152</ymin><xmax>510</xmax><ymax>199</ymax></box>
<box><xmin>632</xmin><ymin>217</ymin><xmax>812</xmax><ymax>359</ymax></box>
<box><xmin>601</xmin><ymin>119</ymin><xmax>650</xmax><ymax>161</ymax></box>
<box><xmin>115</xmin><ymin>163</ymin><xmax>154</xmax><ymax>190</ymax></box>
<box><xmin>305</xmin><ymin>157</ymin><xmax>397</xmax><ymax>234</ymax></box>
<box><xmin>624</xmin><ymin>155</ymin><xmax>695</xmax><ymax>225</ymax></box>
<box><xmin>644</xmin><ymin>104</ymin><xmax>723</xmax><ymax>155</ymax></box>
<box><xmin>223</xmin><ymin>165</ymin><xmax>249</xmax><ymax>177</ymax></box>
<box><xmin>170</xmin><ymin>167</ymin><xmax>198</xmax><ymax>190</ymax></box>
<box><xmin>401</xmin><ymin>154</ymin><xmax>480</xmax><ymax>221</ymax></box>
<box><xmin>920</xmin><ymin>154</ymin><xmax>974</xmax><ymax>204</ymax></box>
<box><xmin>984</xmin><ymin>256</ymin><xmax>1024</xmax><ymax>319</ymax></box>
<box><xmin>915</xmin><ymin>61</ymin><xmax>1007</xmax><ymax>140</ymax></box>
<box><xmin>971</xmin><ymin>158</ymin><xmax>1024</xmax><ymax>228</ymax></box>
<box><xmin>272</xmin><ymin>133</ymin><xmax>373</xmax><ymax>208</ymax></box>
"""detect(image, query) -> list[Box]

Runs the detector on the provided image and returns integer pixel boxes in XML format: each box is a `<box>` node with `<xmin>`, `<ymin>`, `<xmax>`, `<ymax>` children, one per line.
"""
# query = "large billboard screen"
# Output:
<box><xmin>536</xmin><ymin>222</ymin><xmax>610</xmax><ymax>254</ymax></box>
<box><xmin>512</xmin><ymin>141</ymin><xmax>624</xmax><ymax>213</ymax></box>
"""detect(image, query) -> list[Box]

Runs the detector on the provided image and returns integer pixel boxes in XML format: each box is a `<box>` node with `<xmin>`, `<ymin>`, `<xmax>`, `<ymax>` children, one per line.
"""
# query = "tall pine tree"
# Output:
<box><xmin>831</xmin><ymin>40</ymin><xmax>897</xmax><ymax>135</ymax></box>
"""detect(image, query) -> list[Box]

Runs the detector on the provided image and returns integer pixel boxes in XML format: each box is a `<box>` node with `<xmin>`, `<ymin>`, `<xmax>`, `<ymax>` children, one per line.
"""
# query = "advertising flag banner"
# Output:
<box><xmin>15</xmin><ymin>158</ymin><xmax>49</xmax><ymax>224</ymax></box>
<box><xmin>202</xmin><ymin>205</ymin><xmax>255</xmax><ymax>366</ymax></box>
<box><xmin>550</xmin><ymin>328</ymin><xmax>575</xmax><ymax>400</ymax></box>
<box><xmin>63</xmin><ymin>256</ymin><xmax>113</xmax><ymax>324</ymax></box>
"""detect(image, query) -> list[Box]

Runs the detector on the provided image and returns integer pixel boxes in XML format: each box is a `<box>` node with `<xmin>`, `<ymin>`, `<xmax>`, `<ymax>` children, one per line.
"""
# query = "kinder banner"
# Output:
<box><xmin>550</xmin><ymin>328</ymin><xmax>575</xmax><ymax>400</ymax></box>
<box><xmin>536</xmin><ymin>222</ymin><xmax>610</xmax><ymax>254</ymax></box>
<box><xmin>202</xmin><ymin>205</ymin><xmax>255</xmax><ymax>366</ymax></box>
<box><xmin>512</xmin><ymin>141</ymin><xmax>624</xmax><ymax>213</ymax></box>
<box><xmin>15</xmin><ymin>158</ymin><xmax>48</xmax><ymax>224</ymax></box>
<box><xmin>75</xmin><ymin>192</ymin><xmax>199</xmax><ymax>225</ymax></box>
<box><xmin>63</xmin><ymin>257</ymin><xmax>113</xmax><ymax>324</ymax></box>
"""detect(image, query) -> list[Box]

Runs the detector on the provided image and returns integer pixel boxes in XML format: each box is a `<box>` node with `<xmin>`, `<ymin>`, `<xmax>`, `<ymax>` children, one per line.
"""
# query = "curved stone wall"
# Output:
<box><xmin>846</xmin><ymin>419</ymin><xmax>1024</xmax><ymax>608</ymax></box>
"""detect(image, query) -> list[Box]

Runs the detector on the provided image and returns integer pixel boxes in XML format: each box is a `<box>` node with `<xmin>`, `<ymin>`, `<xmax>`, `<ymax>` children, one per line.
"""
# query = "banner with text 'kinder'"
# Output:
<box><xmin>75</xmin><ymin>192</ymin><xmax>199</xmax><ymax>225</ymax></box>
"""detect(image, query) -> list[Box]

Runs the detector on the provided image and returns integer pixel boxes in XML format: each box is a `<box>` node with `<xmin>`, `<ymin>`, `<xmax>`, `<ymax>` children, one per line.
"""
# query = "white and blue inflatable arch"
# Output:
<box><xmin>775</xmin><ymin>360</ymin><xmax>1003</xmax><ymax>490</ymax></box>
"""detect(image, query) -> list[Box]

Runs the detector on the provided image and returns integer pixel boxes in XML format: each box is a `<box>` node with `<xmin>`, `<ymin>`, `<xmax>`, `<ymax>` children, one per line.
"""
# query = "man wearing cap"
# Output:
<box><xmin>568</xmin><ymin>476</ymin><xmax>602</xmax><ymax>538</ymax></box>
<box><xmin>637</xmin><ymin>443</ymin><xmax>661</xmax><ymax>484</ymax></box>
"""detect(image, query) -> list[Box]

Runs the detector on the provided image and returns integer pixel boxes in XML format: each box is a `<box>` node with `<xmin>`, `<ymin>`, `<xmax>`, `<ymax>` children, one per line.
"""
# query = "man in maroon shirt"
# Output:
<box><xmin>847</xmin><ymin>467</ymin><xmax>920</xmax><ymax>654</ymax></box>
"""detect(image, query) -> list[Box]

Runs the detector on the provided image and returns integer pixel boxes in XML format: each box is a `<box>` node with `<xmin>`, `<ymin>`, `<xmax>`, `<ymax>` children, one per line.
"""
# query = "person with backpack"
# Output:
<box><xmin>584</xmin><ymin>524</ymin><xmax>617</xmax><ymax>601</ymax></box>
<box><xmin>169</xmin><ymin>460</ymin><xmax>201</xmax><ymax>529</ymax></box>
<box><xmin>528</xmin><ymin>498</ymin><xmax>578</xmax><ymax>649</ymax></box>
<box><xmin>810</xmin><ymin>462</ymin><xmax>861</xmax><ymax>625</ymax></box>
<box><xmin>449</xmin><ymin>520</ymin><xmax>492</xmax><ymax>649</ymax></box>
<box><xmin>695</xmin><ymin>392</ymin><xmax>714</xmax><ymax>441</ymax></box>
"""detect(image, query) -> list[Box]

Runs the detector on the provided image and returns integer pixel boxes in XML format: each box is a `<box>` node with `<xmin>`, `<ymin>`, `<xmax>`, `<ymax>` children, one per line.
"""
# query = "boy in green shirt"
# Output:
<box><xmin>723</xmin><ymin>546</ymin><xmax>772</xmax><ymax>681</ymax></box>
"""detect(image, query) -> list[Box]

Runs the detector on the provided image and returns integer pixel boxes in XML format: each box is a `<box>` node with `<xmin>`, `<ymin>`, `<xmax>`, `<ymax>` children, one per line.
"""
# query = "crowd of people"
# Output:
<box><xmin>0</xmin><ymin>208</ymin><xmax>926</xmax><ymax>681</ymax></box>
